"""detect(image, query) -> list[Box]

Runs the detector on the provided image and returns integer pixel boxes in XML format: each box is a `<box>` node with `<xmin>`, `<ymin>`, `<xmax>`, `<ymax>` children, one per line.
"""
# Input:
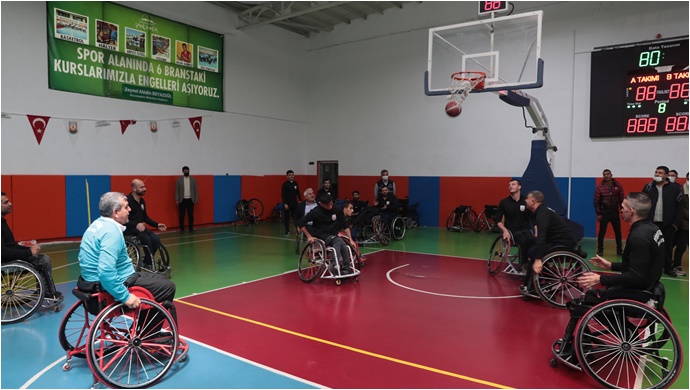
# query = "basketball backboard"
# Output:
<box><xmin>425</xmin><ymin>11</ymin><xmax>543</xmax><ymax>95</ymax></box>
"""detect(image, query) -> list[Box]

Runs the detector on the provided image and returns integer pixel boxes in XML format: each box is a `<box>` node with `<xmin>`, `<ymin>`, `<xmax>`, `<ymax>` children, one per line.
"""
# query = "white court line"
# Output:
<box><xmin>386</xmin><ymin>264</ymin><xmax>522</xmax><ymax>299</ymax></box>
<box><xmin>20</xmin><ymin>357</ymin><xmax>65</xmax><ymax>389</ymax></box>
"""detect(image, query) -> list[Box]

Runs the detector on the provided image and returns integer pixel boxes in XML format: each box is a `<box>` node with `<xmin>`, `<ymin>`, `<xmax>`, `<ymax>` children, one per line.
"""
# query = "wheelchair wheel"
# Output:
<box><xmin>58</xmin><ymin>300</ymin><xmax>95</xmax><ymax>359</ymax></box>
<box><xmin>86</xmin><ymin>298</ymin><xmax>178</xmax><ymax>388</ymax></box>
<box><xmin>153</xmin><ymin>245</ymin><xmax>172</xmax><ymax>277</ymax></box>
<box><xmin>487</xmin><ymin>236</ymin><xmax>509</xmax><ymax>276</ymax></box>
<box><xmin>535</xmin><ymin>251</ymin><xmax>590</xmax><ymax>308</ymax></box>
<box><xmin>461</xmin><ymin>209</ymin><xmax>478</xmax><ymax>232</ymax></box>
<box><xmin>294</xmin><ymin>231</ymin><xmax>303</xmax><ymax>255</ymax></box>
<box><xmin>1</xmin><ymin>261</ymin><xmax>45</xmax><ymax>324</ymax></box>
<box><xmin>247</xmin><ymin>198</ymin><xmax>264</xmax><ymax>223</ymax></box>
<box><xmin>473</xmin><ymin>212</ymin><xmax>487</xmax><ymax>232</ymax></box>
<box><xmin>124</xmin><ymin>236</ymin><xmax>143</xmax><ymax>271</ymax></box>
<box><xmin>575</xmin><ymin>299</ymin><xmax>683</xmax><ymax>389</ymax></box>
<box><xmin>391</xmin><ymin>216</ymin><xmax>406</xmax><ymax>240</ymax></box>
<box><xmin>446</xmin><ymin>211</ymin><xmax>460</xmax><ymax>231</ymax></box>
<box><xmin>298</xmin><ymin>241</ymin><xmax>326</xmax><ymax>282</ymax></box>
<box><xmin>373</xmin><ymin>217</ymin><xmax>391</xmax><ymax>246</ymax></box>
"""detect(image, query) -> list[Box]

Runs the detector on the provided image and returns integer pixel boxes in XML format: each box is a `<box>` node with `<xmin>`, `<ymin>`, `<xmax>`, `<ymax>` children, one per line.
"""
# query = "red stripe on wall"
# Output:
<box><xmin>1</xmin><ymin>175</ymin><xmax>13</xmax><ymax>231</ymax></box>
<box><xmin>11</xmin><ymin>175</ymin><xmax>66</xmax><ymax>241</ymax></box>
<box><xmin>439</xmin><ymin>177</ymin><xmax>511</xmax><ymax>227</ymax></box>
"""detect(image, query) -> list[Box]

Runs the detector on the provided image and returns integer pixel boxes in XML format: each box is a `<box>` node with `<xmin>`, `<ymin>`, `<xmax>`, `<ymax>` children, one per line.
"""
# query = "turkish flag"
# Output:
<box><xmin>120</xmin><ymin>120</ymin><xmax>137</xmax><ymax>134</ymax></box>
<box><xmin>27</xmin><ymin>115</ymin><xmax>51</xmax><ymax>145</ymax></box>
<box><xmin>189</xmin><ymin>117</ymin><xmax>202</xmax><ymax>140</ymax></box>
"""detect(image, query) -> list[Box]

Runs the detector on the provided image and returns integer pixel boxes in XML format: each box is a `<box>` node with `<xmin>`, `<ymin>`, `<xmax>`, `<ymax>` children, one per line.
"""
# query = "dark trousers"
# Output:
<box><xmin>136</xmin><ymin>229</ymin><xmax>161</xmax><ymax>264</ymax></box>
<box><xmin>324</xmin><ymin>235</ymin><xmax>352</xmax><ymax>270</ymax></box>
<box><xmin>178</xmin><ymin>199</ymin><xmax>194</xmax><ymax>231</ymax></box>
<box><xmin>672</xmin><ymin>229</ymin><xmax>688</xmax><ymax>268</ymax></box>
<box><xmin>597</xmin><ymin>212</ymin><xmax>622</xmax><ymax>253</ymax></box>
<box><xmin>526</xmin><ymin>242</ymin><xmax>576</xmax><ymax>287</ymax></box>
<box><xmin>511</xmin><ymin>229</ymin><xmax>536</xmax><ymax>265</ymax></box>
<box><xmin>284</xmin><ymin>204</ymin><xmax>297</xmax><ymax>233</ymax></box>
<box><xmin>655</xmin><ymin>223</ymin><xmax>677</xmax><ymax>272</ymax></box>
<box><xmin>130</xmin><ymin>272</ymin><xmax>178</xmax><ymax>325</ymax></box>
<box><xmin>27</xmin><ymin>254</ymin><xmax>57</xmax><ymax>296</ymax></box>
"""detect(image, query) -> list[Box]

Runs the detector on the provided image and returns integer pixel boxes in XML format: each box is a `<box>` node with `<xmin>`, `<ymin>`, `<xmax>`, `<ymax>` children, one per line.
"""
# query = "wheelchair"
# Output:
<box><xmin>474</xmin><ymin>205</ymin><xmax>501</xmax><ymax>233</ymax></box>
<box><xmin>487</xmin><ymin>232</ymin><xmax>525</xmax><ymax>276</ymax></box>
<box><xmin>353</xmin><ymin>207</ymin><xmax>390</xmax><ymax>246</ymax></box>
<box><xmin>125</xmin><ymin>235</ymin><xmax>172</xmax><ymax>278</ymax></box>
<box><xmin>235</xmin><ymin>198</ymin><xmax>264</xmax><ymax>226</ymax></box>
<box><xmin>533</xmin><ymin>246</ymin><xmax>591</xmax><ymax>308</ymax></box>
<box><xmin>59</xmin><ymin>284</ymin><xmax>188</xmax><ymax>388</ymax></box>
<box><xmin>550</xmin><ymin>287</ymin><xmax>683</xmax><ymax>389</ymax></box>
<box><xmin>297</xmin><ymin>237</ymin><xmax>361</xmax><ymax>285</ymax></box>
<box><xmin>446</xmin><ymin>205</ymin><xmax>477</xmax><ymax>232</ymax></box>
<box><xmin>398</xmin><ymin>197</ymin><xmax>420</xmax><ymax>229</ymax></box>
<box><xmin>1</xmin><ymin>260</ymin><xmax>63</xmax><ymax>324</ymax></box>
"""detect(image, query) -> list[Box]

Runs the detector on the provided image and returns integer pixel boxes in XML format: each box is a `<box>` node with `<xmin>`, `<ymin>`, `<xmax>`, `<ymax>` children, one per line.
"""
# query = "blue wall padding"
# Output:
<box><xmin>569</xmin><ymin>177</ymin><xmax>597</xmax><ymax>238</ymax></box>
<box><xmin>556</xmin><ymin>177</ymin><xmax>570</xmax><ymax>209</ymax></box>
<box><xmin>213</xmin><ymin>175</ymin><xmax>242</xmax><ymax>223</ymax></box>
<box><xmin>409</xmin><ymin>176</ymin><xmax>440</xmax><ymax>227</ymax></box>
<box><xmin>66</xmin><ymin>176</ymin><xmax>111</xmax><ymax>237</ymax></box>
<box><xmin>521</xmin><ymin>140</ymin><xmax>567</xmax><ymax>216</ymax></box>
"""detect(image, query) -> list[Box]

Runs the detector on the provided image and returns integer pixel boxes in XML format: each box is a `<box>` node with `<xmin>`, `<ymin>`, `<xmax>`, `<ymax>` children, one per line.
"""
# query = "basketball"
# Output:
<box><xmin>445</xmin><ymin>101</ymin><xmax>461</xmax><ymax>117</ymax></box>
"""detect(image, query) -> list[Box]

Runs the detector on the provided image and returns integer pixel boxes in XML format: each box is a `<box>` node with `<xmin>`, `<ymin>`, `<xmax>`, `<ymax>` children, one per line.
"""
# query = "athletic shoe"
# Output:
<box><xmin>284</xmin><ymin>231</ymin><xmax>290</xmax><ymax>237</ymax></box>
<box><xmin>674</xmin><ymin>267</ymin><xmax>686</xmax><ymax>276</ymax></box>
<box><xmin>665</xmin><ymin>269</ymin><xmax>678</xmax><ymax>277</ymax></box>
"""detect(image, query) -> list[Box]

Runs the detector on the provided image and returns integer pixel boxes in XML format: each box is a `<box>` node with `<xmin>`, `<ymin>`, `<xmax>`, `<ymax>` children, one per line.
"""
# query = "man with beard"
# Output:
<box><xmin>125</xmin><ymin>179</ymin><xmax>167</xmax><ymax>266</ymax></box>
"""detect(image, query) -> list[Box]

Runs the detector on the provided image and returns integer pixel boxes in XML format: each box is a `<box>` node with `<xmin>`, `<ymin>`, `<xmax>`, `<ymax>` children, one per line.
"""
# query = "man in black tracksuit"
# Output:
<box><xmin>495</xmin><ymin>179</ymin><xmax>535</xmax><ymax>268</ymax></box>
<box><xmin>281</xmin><ymin>170</ymin><xmax>302</xmax><ymax>236</ymax></box>
<box><xmin>553</xmin><ymin>192</ymin><xmax>664</xmax><ymax>361</ymax></box>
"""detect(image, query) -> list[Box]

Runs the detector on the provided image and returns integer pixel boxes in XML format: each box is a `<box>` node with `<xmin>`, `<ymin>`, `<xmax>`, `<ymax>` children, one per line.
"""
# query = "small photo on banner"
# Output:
<box><xmin>125</xmin><ymin>27</ymin><xmax>146</xmax><ymax>57</ymax></box>
<box><xmin>96</xmin><ymin>19</ymin><xmax>119</xmax><ymax>51</ymax></box>
<box><xmin>175</xmin><ymin>40</ymin><xmax>193</xmax><ymax>67</ymax></box>
<box><xmin>198</xmin><ymin>46</ymin><xmax>219</xmax><ymax>72</ymax></box>
<box><xmin>152</xmin><ymin>34</ymin><xmax>171</xmax><ymax>63</ymax></box>
<box><xmin>54</xmin><ymin>8</ymin><xmax>89</xmax><ymax>45</ymax></box>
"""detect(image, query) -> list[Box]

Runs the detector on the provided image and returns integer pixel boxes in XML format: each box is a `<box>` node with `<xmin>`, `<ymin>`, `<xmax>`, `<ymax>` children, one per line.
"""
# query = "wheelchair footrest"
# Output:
<box><xmin>551</xmin><ymin>339</ymin><xmax>581</xmax><ymax>371</ymax></box>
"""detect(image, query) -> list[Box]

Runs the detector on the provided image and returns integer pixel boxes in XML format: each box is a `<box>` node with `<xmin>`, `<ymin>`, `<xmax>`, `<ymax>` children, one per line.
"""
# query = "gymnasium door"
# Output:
<box><xmin>317</xmin><ymin>161</ymin><xmax>339</xmax><ymax>201</ymax></box>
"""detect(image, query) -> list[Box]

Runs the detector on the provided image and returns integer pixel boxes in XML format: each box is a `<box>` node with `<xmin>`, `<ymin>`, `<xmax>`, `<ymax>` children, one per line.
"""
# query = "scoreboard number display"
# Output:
<box><xmin>590</xmin><ymin>37</ymin><xmax>688</xmax><ymax>138</ymax></box>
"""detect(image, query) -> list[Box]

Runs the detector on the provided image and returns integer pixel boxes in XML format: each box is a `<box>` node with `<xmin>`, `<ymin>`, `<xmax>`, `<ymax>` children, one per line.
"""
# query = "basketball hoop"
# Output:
<box><xmin>448</xmin><ymin>71</ymin><xmax>486</xmax><ymax>107</ymax></box>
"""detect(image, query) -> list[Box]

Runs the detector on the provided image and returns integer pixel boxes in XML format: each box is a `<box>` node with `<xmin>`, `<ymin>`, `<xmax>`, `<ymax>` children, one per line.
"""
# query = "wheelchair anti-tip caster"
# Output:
<box><xmin>63</xmin><ymin>361</ymin><xmax>72</xmax><ymax>371</ymax></box>
<box><xmin>335</xmin><ymin>279</ymin><xmax>342</xmax><ymax>286</ymax></box>
<box><xmin>550</xmin><ymin>358</ymin><xmax>558</xmax><ymax>367</ymax></box>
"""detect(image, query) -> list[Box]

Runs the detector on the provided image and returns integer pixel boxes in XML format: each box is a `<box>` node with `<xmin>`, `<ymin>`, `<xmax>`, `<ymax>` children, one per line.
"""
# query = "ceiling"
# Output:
<box><xmin>210</xmin><ymin>1</ymin><xmax>416</xmax><ymax>38</ymax></box>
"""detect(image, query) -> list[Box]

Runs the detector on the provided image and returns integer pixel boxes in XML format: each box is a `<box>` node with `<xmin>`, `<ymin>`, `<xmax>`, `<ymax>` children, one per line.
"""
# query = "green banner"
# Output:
<box><xmin>47</xmin><ymin>2</ymin><xmax>223</xmax><ymax>111</ymax></box>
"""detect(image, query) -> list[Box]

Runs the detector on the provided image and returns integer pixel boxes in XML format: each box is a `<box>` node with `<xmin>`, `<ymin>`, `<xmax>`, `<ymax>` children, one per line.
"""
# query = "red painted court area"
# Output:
<box><xmin>177</xmin><ymin>251</ymin><xmax>597</xmax><ymax>388</ymax></box>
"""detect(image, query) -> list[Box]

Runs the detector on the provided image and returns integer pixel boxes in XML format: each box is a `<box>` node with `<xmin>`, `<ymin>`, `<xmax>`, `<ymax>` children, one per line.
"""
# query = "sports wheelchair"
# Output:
<box><xmin>59</xmin><ymin>283</ymin><xmax>188</xmax><ymax>388</ymax></box>
<box><xmin>474</xmin><ymin>205</ymin><xmax>501</xmax><ymax>233</ymax></box>
<box><xmin>398</xmin><ymin>197</ymin><xmax>420</xmax><ymax>229</ymax></box>
<box><xmin>487</xmin><ymin>231</ymin><xmax>526</xmax><ymax>277</ymax></box>
<box><xmin>235</xmin><ymin>198</ymin><xmax>264</xmax><ymax>226</ymax></box>
<box><xmin>297</xmin><ymin>235</ymin><xmax>361</xmax><ymax>285</ymax></box>
<box><xmin>446</xmin><ymin>205</ymin><xmax>477</xmax><ymax>232</ymax></box>
<box><xmin>1</xmin><ymin>260</ymin><xmax>64</xmax><ymax>324</ymax></box>
<box><xmin>550</xmin><ymin>286</ymin><xmax>683</xmax><ymax>389</ymax></box>
<box><xmin>125</xmin><ymin>235</ymin><xmax>172</xmax><ymax>278</ymax></box>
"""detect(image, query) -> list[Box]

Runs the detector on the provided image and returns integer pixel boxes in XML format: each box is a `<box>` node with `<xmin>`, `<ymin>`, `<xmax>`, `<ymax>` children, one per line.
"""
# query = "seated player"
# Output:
<box><xmin>124</xmin><ymin>179</ymin><xmax>167</xmax><ymax>266</ymax></box>
<box><xmin>554</xmin><ymin>192</ymin><xmax>664</xmax><ymax>360</ymax></box>
<box><xmin>340</xmin><ymin>200</ymin><xmax>366</xmax><ymax>263</ymax></box>
<box><xmin>295</xmin><ymin>188</ymin><xmax>318</xmax><ymax>236</ymax></box>
<box><xmin>78</xmin><ymin>192</ymin><xmax>178</xmax><ymax>327</ymax></box>
<box><xmin>495</xmin><ymin>179</ymin><xmax>536</xmax><ymax>269</ymax></box>
<box><xmin>296</xmin><ymin>194</ymin><xmax>353</xmax><ymax>275</ymax></box>
<box><xmin>350</xmin><ymin>191</ymin><xmax>368</xmax><ymax>216</ymax></box>
<box><xmin>374</xmin><ymin>186</ymin><xmax>399</xmax><ymax>226</ymax></box>
<box><xmin>1</xmin><ymin>192</ymin><xmax>64</xmax><ymax>302</ymax></box>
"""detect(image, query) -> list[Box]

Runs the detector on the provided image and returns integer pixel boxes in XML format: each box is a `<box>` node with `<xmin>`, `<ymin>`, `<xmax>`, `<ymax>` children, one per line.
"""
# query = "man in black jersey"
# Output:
<box><xmin>495</xmin><ymin>179</ymin><xmax>535</xmax><ymax>270</ymax></box>
<box><xmin>281</xmin><ymin>170</ymin><xmax>302</xmax><ymax>236</ymax></box>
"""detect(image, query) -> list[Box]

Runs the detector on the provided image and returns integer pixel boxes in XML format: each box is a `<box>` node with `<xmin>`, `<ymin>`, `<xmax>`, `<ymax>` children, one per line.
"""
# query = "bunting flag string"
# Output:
<box><xmin>189</xmin><ymin>117</ymin><xmax>202</xmax><ymax>140</ymax></box>
<box><xmin>26</xmin><ymin>115</ymin><xmax>51</xmax><ymax>145</ymax></box>
<box><xmin>120</xmin><ymin>120</ymin><xmax>137</xmax><ymax>134</ymax></box>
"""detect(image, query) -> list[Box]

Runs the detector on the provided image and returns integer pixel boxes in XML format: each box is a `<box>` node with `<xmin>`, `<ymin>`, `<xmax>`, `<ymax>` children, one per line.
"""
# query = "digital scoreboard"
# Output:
<box><xmin>590</xmin><ymin>37</ymin><xmax>688</xmax><ymax>138</ymax></box>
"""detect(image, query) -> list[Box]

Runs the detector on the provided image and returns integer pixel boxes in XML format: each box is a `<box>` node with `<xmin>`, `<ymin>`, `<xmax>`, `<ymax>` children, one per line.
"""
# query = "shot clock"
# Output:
<box><xmin>590</xmin><ymin>37</ymin><xmax>688</xmax><ymax>138</ymax></box>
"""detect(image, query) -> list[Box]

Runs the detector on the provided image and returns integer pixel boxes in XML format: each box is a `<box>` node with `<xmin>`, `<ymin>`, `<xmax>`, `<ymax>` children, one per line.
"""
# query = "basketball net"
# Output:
<box><xmin>448</xmin><ymin>71</ymin><xmax>486</xmax><ymax>107</ymax></box>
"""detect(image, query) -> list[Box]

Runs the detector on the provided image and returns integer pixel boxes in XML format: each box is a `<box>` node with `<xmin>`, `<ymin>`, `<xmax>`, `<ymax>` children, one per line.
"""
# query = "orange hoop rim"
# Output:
<box><xmin>451</xmin><ymin>71</ymin><xmax>486</xmax><ymax>90</ymax></box>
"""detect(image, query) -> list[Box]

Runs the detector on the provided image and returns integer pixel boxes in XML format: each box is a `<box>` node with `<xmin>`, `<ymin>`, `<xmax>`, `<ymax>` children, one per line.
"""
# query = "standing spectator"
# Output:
<box><xmin>642</xmin><ymin>165</ymin><xmax>683</xmax><ymax>277</ymax></box>
<box><xmin>176</xmin><ymin>166</ymin><xmax>198</xmax><ymax>234</ymax></box>
<box><xmin>593</xmin><ymin>169</ymin><xmax>625</xmax><ymax>256</ymax></box>
<box><xmin>374</xmin><ymin>169</ymin><xmax>396</xmax><ymax>199</ymax></box>
<box><xmin>281</xmin><ymin>170</ymin><xmax>302</xmax><ymax>236</ymax></box>
<box><xmin>671</xmin><ymin>172</ymin><xmax>688</xmax><ymax>276</ymax></box>
<box><xmin>317</xmin><ymin>179</ymin><xmax>335</xmax><ymax>200</ymax></box>
<box><xmin>1</xmin><ymin>192</ymin><xmax>63</xmax><ymax>302</ymax></box>
<box><xmin>125</xmin><ymin>179</ymin><xmax>167</xmax><ymax>266</ymax></box>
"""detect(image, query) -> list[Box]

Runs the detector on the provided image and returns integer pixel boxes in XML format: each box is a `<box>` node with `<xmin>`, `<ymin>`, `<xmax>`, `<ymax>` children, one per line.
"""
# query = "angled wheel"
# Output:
<box><xmin>298</xmin><ymin>241</ymin><xmax>325</xmax><ymax>282</ymax></box>
<box><xmin>294</xmin><ymin>231</ymin><xmax>304</xmax><ymax>255</ymax></box>
<box><xmin>473</xmin><ymin>212</ymin><xmax>486</xmax><ymax>232</ymax></box>
<box><xmin>58</xmin><ymin>300</ymin><xmax>95</xmax><ymax>359</ymax></box>
<box><xmin>124</xmin><ymin>236</ymin><xmax>143</xmax><ymax>271</ymax></box>
<box><xmin>461</xmin><ymin>209</ymin><xmax>478</xmax><ymax>232</ymax></box>
<box><xmin>535</xmin><ymin>251</ymin><xmax>590</xmax><ymax>308</ymax></box>
<box><xmin>86</xmin><ymin>299</ymin><xmax>178</xmax><ymax>388</ymax></box>
<box><xmin>575</xmin><ymin>299</ymin><xmax>683</xmax><ymax>389</ymax></box>
<box><xmin>487</xmin><ymin>236</ymin><xmax>509</xmax><ymax>276</ymax></box>
<box><xmin>391</xmin><ymin>217</ymin><xmax>406</xmax><ymax>240</ymax></box>
<box><xmin>373</xmin><ymin>217</ymin><xmax>391</xmax><ymax>246</ymax></box>
<box><xmin>446</xmin><ymin>210</ymin><xmax>460</xmax><ymax>231</ymax></box>
<box><xmin>235</xmin><ymin>200</ymin><xmax>246</xmax><ymax>221</ymax></box>
<box><xmin>247</xmin><ymin>198</ymin><xmax>264</xmax><ymax>223</ymax></box>
<box><xmin>153</xmin><ymin>245</ymin><xmax>171</xmax><ymax>278</ymax></box>
<box><xmin>1</xmin><ymin>261</ymin><xmax>45</xmax><ymax>324</ymax></box>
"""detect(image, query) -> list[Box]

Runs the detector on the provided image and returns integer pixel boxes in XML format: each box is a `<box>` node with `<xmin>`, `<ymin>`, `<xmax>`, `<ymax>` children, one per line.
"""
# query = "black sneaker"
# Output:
<box><xmin>519</xmin><ymin>285</ymin><xmax>538</xmax><ymax>298</ymax></box>
<box><xmin>665</xmin><ymin>269</ymin><xmax>678</xmax><ymax>277</ymax></box>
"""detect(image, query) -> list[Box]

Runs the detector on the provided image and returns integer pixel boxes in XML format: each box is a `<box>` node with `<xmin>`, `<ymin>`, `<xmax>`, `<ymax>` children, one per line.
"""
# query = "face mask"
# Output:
<box><xmin>382</xmin><ymin>176</ymin><xmax>388</xmax><ymax>181</ymax></box>
<box><xmin>669</xmin><ymin>177</ymin><xmax>677</xmax><ymax>183</ymax></box>
<box><xmin>653</xmin><ymin>176</ymin><xmax>664</xmax><ymax>183</ymax></box>
<box><xmin>184</xmin><ymin>172</ymin><xmax>189</xmax><ymax>177</ymax></box>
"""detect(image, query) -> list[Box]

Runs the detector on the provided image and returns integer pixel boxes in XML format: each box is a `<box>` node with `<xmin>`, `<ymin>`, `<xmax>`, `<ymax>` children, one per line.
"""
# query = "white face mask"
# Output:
<box><xmin>382</xmin><ymin>176</ymin><xmax>388</xmax><ymax>181</ymax></box>
<box><xmin>668</xmin><ymin>176</ymin><xmax>677</xmax><ymax>183</ymax></box>
<box><xmin>653</xmin><ymin>176</ymin><xmax>664</xmax><ymax>183</ymax></box>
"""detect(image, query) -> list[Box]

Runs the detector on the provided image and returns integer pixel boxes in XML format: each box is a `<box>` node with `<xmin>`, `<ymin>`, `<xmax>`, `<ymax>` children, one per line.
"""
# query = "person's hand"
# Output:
<box><xmin>284</xmin><ymin>204</ymin><xmax>289</xmax><ymax>210</ymax></box>
<box><xmin>577</xmin><ymin>272</ymin><xmax>601</xmax><ymax>289</ymax></box>
<box><xmin>502</xmin><ymin>231</ymin><xmax>511</xmax><ymax>242</ymax></box>
<box><xmin>307</xmin><ymin>235</ymin><xmax>315</xmax><ymax>244</ymax></box>
<box><xmin>596</xmin><ymin>215</ymin><xmax>602</xmax><ymax>222</ymax></box>
<box><xmin>136</xmin><ymin>222</ymin><xmax>146</xmax><ymax>232</ymax></box>
<box><xmin>158</xmin><ymin>223</ymin><xmax>167</xmax><ymax>232</ymax></box>
<box><xmin>30</xmin><ymin>245</ymin><xmax>41</xmax><ymax>256</ymax></box>
<box><xmin>533</xmin><ymin>259</ymin><xmax>543</xmax><ymax>274</ymax></box>
<box><xmin>589</xmin><ymin>254</ymin><xmax>612</xmax><ymax>270</ymax></box>
<box><xmin>124</xmin><ymin>294</ymin><xmax>141</xmax><ymax>309</ymax></box>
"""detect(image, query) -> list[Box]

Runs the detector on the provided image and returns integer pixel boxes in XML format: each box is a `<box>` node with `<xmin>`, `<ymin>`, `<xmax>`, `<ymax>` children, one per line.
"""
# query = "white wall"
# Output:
<box><xmin>1</xmin><ymin>1</ymin><xmax>310</xmax><ymax>175</ymax></box>
<box><xmin>1</xmin><ymin>1</ymin><xmax>688</xmax><ymax>179</ymax></box>
<box><xmin>305</xmin><ymin>1</ymin><xmax>689</xmax><ymax>178</ymax></box>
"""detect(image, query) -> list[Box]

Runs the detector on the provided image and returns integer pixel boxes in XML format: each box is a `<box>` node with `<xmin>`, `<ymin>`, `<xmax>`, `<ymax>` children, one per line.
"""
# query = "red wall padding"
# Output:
<box><xmin>439</xmin><ymin>177</ymin><xmax>511</xmax><ymax>226</ymax></box>
<box><xmin>10</xmin><ymin>176</ymin><xmax>66</xmax><ymax>241</ymax></box>
<box><xmin>1</xmin><ymin>175</ymin><xmax>13</xmax><ymax>231</ymax></box>
<box><xmin>241</xmin><ymin>175</ymin><xmax>287</xmax><ymax>218</ymax></box>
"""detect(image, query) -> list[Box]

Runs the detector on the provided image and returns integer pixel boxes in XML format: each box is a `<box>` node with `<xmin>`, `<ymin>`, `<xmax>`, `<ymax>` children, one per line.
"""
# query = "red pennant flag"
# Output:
<box><xmin>189</xmin><ymin>117</ymin><xmax>202</xmax><ymax>140</ymax></box>
<box><xmin>120</xmin><ymin>120</ymin><xmax>137</xmax><ymax>134</ymax></box>
<box><xmin>27</xmin><ymin>115</ymin><xmax>51</xmax><ymax>145</ymax></box>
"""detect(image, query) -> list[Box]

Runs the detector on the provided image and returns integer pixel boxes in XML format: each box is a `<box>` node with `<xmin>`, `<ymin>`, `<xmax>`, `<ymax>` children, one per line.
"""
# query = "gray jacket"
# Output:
<box><xmin>176</xmin><ymin>176</ymin><xmax>198</xmax><ymax>203</ymax></box>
